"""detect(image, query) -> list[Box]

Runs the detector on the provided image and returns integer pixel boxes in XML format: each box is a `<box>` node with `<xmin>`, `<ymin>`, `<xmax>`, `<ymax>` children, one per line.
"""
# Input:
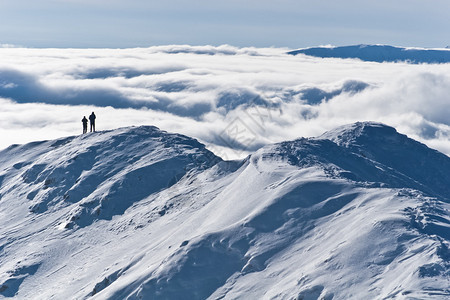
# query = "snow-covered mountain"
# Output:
<box><xmin>288</xmin><ymin>44</ymin><xmax>450</xmax><ymax>64</ymax></box>
<box><xmin>0</xmin><ymin>122</ymin><xmax>449</xmax><ymax>299</ymax></box>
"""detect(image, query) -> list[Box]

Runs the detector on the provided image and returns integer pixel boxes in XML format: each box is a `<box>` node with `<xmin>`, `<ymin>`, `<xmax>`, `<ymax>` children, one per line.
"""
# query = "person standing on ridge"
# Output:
<box><xmin>82</xmin><ymin>116</ymin><xmax>88</xmax><ymax>134</ymax></box>
<box><xmin>89</xmin><ymin>112</ymin><xmax>96</xmax><ymax>132</ymax></box>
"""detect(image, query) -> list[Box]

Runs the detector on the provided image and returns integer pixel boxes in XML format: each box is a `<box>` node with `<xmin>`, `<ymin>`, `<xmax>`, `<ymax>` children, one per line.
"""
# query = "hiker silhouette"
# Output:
<box><xmin>89</xmin><ymin>112</ymin><xmax>96</xmax><ymax>132</ymax></box>
<box><xmin>82</xmin><ymin>116</ymin><xmax>88</xmax><ymax>134</ymax></box>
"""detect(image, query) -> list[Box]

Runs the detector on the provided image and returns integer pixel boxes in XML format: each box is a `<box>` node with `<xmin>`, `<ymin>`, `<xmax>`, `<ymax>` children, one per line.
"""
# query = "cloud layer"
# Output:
<box><xmin>1</xmin><ymin>45</ymin><xmax>449</xmax><ymax>159</ymax></box>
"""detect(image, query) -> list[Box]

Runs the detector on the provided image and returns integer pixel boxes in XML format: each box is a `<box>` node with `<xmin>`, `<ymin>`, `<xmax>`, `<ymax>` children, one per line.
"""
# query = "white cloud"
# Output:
<box><xmin>0</xmin><ymin>45</ymin><xmax>449</xmax><ymax>159</ymax></box>
<box><xmin>0</xmin><ymin>44</ymin><xmax>20</xmax><ymax>48</ymax></box>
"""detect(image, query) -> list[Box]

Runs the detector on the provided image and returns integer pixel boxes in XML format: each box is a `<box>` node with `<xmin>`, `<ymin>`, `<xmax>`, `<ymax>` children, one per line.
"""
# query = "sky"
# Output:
<box><xmin>1</xmin><ymin>46</ymin><xmax>450</xmax><ymax>160</ymax></box>
<box><xmin>0</xmin><ymin>0</ymin><xmax>449</xmax><ymax>48</ymax></box>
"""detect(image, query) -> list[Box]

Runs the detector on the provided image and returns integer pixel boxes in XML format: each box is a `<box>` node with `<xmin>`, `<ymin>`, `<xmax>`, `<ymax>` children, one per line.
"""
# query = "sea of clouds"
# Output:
<box><xmin>1</xmin><ymin>45</ymin><xmax>449</xmax><ymax>159</ymax></box>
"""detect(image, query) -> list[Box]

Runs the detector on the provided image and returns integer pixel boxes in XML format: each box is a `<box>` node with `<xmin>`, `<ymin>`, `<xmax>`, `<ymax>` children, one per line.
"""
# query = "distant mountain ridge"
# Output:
<box><xmin>0</xmin><ymin>123</ymin><xmax>449</xmax><ymax>299</ymax></box>
<box><xmin>288</xmin><ymin>44</ymin><xmax>450</xmax><ymax>63</ymax></box>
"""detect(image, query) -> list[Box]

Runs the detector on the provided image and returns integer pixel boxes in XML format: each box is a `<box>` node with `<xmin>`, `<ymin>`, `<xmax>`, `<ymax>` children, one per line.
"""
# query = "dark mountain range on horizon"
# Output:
<box><xmin>288</xmin><ymin>44</ymin><xmax>450</xmax><ymax>64</ymax></box>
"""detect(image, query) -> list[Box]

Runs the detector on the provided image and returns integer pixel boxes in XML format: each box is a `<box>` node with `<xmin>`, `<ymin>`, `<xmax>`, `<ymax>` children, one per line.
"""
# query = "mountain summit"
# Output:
<box><xmin>0</xmin><ymin>123</ymin><xmax>449</xmax><ymax>299</ymax></box>
<box><xmin>288</xmin><ymin>44</ymin><xmax>450</xmax><ymax>64</ymax></box>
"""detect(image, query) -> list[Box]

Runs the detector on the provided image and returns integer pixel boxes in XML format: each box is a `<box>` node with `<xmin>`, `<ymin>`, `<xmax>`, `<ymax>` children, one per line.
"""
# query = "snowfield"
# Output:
<box><xmin>0</xmin><ymin>122</ymin><xmax>449</xmax><ymax>299</ymax></box>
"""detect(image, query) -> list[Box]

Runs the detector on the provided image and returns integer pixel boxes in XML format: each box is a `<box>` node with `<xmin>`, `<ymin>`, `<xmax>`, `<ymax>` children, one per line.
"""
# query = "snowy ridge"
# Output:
<box><xmin>0</xmin><ymin>123</ymin><xmax>449</xmax><ymax>299</ymax></box>
<box><xmin>0</xmin><ymin>126</ymin><xmax>219</xmax><ymax>228</ymax></box>
<box><xmin>319</xmin><ymin>122</ymin><xmax>450</xmax><ymax>200</ymax></box>
<box><xmin>288</xmin><ymin>44</ymin><xmax>450</xmax><ymax>64</ymax></box>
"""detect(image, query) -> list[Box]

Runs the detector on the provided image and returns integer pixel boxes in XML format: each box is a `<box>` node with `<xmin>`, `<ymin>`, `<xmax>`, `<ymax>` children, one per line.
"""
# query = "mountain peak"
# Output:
<box><xmin>319</xmin><ymin>121</ymin><xmax>399</xmax><ymax>147</ymax></box>
<box><xmin>0</xmin><ymin>125</ymin><xmax>220</xmax><ymax>227</ymax></box>
<box><xmin>288</xmin><ymin>44</ymin><xmax>450</xmax><ymax>63</ymax></box>
<box><xmin>261</xmin><ymin>122</ymin><xmax>450</xmax><ymax>200</ymax></box>
<box><xmin>319</xmin><ymin>122</ymin><xmax>450</xmax><ymax>200</ymax></box>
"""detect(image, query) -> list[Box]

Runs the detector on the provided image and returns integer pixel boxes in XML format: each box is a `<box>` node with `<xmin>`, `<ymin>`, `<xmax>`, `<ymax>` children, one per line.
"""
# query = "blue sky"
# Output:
<box><xmin>1</xmin><ymin>0</ymin><xmax>449</xmax><ymax>48</ymax></box>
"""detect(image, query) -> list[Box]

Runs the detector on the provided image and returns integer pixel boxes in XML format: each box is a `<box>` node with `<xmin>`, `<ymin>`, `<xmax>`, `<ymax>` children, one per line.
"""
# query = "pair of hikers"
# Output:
<box><xmin>82</xmin><ymin>112</ymin><xmax>96</xmax><ymax>134</ymax></box>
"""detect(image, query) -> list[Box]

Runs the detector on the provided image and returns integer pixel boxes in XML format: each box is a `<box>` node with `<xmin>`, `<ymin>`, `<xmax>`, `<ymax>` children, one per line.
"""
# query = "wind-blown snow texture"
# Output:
<box><xmin>0</xmin><ymin>123</ymin><xmax>449</xmax><ymax>299</ymax></box>
<box><xmin>288</xmin><ymin>44</ymin><xmax>450</xmax><ymax>64</ymax></box>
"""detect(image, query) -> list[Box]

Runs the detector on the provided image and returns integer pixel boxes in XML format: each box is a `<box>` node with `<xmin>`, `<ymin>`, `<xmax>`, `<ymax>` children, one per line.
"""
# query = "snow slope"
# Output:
<box><xmin>0</xmin><ymin>123</ymin><xmax>449</xmax><ymax>299</ymax></box>
<box><xmin>288</xmin><ymin>44</ymin><xmax>450</xmax><ymax>64</ymax></box>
